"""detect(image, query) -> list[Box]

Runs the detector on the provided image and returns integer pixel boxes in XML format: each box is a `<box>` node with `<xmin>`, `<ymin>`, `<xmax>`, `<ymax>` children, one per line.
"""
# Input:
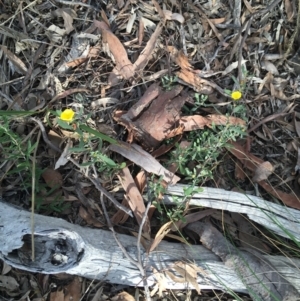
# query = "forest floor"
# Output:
<box><xmin>1</xmin><ymin>0</ymin><xmax>300</xmax><ymax>300</ymax></box>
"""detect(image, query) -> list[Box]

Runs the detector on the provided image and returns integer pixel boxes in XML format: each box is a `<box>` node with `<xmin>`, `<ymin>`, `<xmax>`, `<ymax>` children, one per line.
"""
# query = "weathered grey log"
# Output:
<box><xmin>1</xmin><ymin>185</ymin><xmax>300</xmax><ymax>295</ymax></box>
<box><xmin>187</xmin><ymin>221</ymin><xmax>300</xmax><ymax>301</ymax></box>
<box><xmin>164</xmin><ymin>184</ymin><xmax>300</xmax><ymax>242</ymax></box>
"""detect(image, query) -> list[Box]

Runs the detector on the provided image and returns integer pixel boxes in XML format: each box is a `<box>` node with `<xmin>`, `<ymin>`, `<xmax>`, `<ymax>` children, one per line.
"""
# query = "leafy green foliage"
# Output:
<box><xmin>168</xmin><ymin>123</ymin><xmax>245</xmax><ymax>185</ymax></box>
<box><xmin>161</xmin><ymin>75</ymin><xmax>178</xmax><ymax>90</ymax></box>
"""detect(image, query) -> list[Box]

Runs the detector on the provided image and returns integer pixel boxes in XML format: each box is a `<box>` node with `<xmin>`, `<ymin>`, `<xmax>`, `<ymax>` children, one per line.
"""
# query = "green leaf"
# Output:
<box><xmin>57</xmin><ymin>118</ymin><xmax>74</xmax><ymax>130</ymax></box>
<box><xmin>79</xmin><ymin>124</ymin><xmax>117</xmax><ymax>144</ymax></box>
<box><xmin>0</xmin><ymin>110</ymin><xmax>36</xmax><ymax>116</ymax></box>
<box><xmin>97</xmin><ymin>153</ymin><xmax>118</xmax><ymax>167</ymax></box>
<box><xmin>69</xmin><ymin>146</ymin><xmax>88</xmax><ymax>153</ymax></box>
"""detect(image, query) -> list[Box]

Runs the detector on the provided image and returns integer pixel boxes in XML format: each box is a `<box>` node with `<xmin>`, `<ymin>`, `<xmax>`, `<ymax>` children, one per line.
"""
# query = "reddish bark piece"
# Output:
<box><xmin>125</xmin><ymin>82</ymin><xmax>161</xmax><ymax>120</ymax></box>
<box><xmin>133</xmin><ymin>86</ymin><xmax>185</xmax><ymax>148</ymax></box>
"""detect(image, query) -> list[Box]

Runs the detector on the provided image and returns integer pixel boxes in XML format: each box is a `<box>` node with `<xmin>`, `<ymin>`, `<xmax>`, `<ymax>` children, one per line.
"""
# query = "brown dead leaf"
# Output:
<box><xmin>42</xmin><ymin>168</ymin><xmax>63</xmax><ymax>189</ymax></box>
<box><xmin>178</xmin><ymin>115</ymin><xmax>246</xmax><ymax>132</ymax></box>
<box><xmin>166</xmin><ymin>262</ymin><xmax>203</xmax><ymax>294</ymax></box>
<box><xmin>226</xmin><ymin>141</ymin><xmax>264</xmax><ymax>172</ymax></box>
<box><xmin>1</xmin><ymin>45</ymin><xmax>28</xmax><ymax>74</ymax></box>
<box><xmin>209</xmin><ymin>17</ymin><xmax>226</xmax><ymax>24</ymax></box>
<box><xmin>227</xmin><ymin>142</ymin><xmax>300</xmax><ymax>209</ymax></box>
<box><xmin>111</xmin><ymin>291</ymin><xmax>135</xmax><ymax>301</ymax></box>
<box><xmin>48</xmin><ymin>130</ymin><xmax>64</xmax><ymax>157</ymax></box>
<box><xmin>252</xmin><ymin>161</ymin><xmax>274</xmax><ymax>183</ymax></box>
<box><xmin>117</xmin><ymin>0</ymin><xmax>125</xmax><ymax>8</ymax></box>
<box><xmin>134</xmin><ymin>170</ymin><xmax>147</xmax><ymax>193</ymax></box>
<box><xmin>111</xmin><ymin>198</ymin><xmax>130</xmax><ymax>225</ymax></box>
<box><xmin>167</xmin><ymin>46</ymin><xmax>192</xmax><ymax>70</ymax></box>
<box><xmin>109</xmin><ymin>142</ymin><xmax>180</xmax><ymax>184</ymax></box>
<box><xmin>94</xmin><ymin>20</ymin><xmax>134</xmax><ymax>80</ymax></box>
<box><xmin>259</xmin><ymin>181</ymin><xmax>300</xmax><ymax>209</ymax></box>
<box><xmin>50</xmin><ymin>290</ymin><xmax>64</xmax><ymax>301</ymax></box>
<box><xmin>176</xmin><ymin>68</ymin><xmax>214</xmax><ymax>94</ymax></box>
<box><xmin>118</xmin><ymin>167</ymin><xmax>150</xmax><ymax>235</ymax></box>
<box><xmin>285</xmin><ymin>0</ymin><xmax>294</xmax><ymax>21</ymax></box>
<box><xmin>79</xmin><ymin>206</ymin><xmax>104</xmax><ymax>228</ymax></box>
<box><xmin>150</xmin><ymin>268</ymin><xmax>168</xmax><ymax>297</ymax></box>
<box><xmin>235</xmin><ymin>160</ymin><xmax>246</xmax><ymax>181</ymax></box>
<box><xmin>103</xmin><ymin>29</ymin><xmax>135</xmax><ymax>79</ymax></box>
<box><xmin>133</xmin><ymin>21</ymin><xmax>163</xmax><ymax>72</ymax></box>
<box><xmin>149</xmin><ymin>221</ymin><xmax>173</xmax><ymax>252</ymax></box>
<box><xmin>1</xmin><ymin>261</ymin><xmax>12</xmax><ymax>275</ymax></box>
<box><xmin>63</xmin><ymin>276</ymin><xmax>81</xmax><ymax>301</ymax></box>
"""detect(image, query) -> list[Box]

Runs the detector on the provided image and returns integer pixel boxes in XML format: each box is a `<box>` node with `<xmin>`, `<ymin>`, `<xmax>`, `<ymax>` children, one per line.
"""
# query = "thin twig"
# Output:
<box><xmin>29</xmin><ymin>118</ymin><xmax>62</xmax><ymax>153</ymax></box>
<box><xmin>31</xmin><ymin>130</ymin><xmax>41</xmax><ymax>261</ymax></box>
<box><xmin>100</xmin><ymin>192</ymin><xmax>138</xmax><ymax>266</ymax></box>
<box><xmin>54</xmin><ymin>0</ymin><xmax>97</xmax><ymax>9</ymax></box>
<box><xmin>100</xmin><ymin>192</ymin><xmax>151</xmax><ymax>301</ymax></box>
<box><xmin>238</xmin><ymin>16</ymin><xmax>253</xmax><ymax>86</ymax></box>
<box><xmin>67</xmin><ymin>156</ymin><xmax>132</xmax><ymax>216</ymax></box>
<box><xmin>90</xmin><ymin>176</ymin><xmax>133</xmax><ymax>217</ymax></box>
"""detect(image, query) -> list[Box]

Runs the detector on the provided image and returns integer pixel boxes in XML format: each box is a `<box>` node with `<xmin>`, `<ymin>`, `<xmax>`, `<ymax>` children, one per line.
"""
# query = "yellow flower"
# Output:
<box><xmin>60</xmin><ymin>109</ymin><xmax>75</xmax><ymax>122</ymax></box>
<box><xmin>231</xmin><ymin>90</ymin><xmax>242</xmax><ymax>100</ymax></box>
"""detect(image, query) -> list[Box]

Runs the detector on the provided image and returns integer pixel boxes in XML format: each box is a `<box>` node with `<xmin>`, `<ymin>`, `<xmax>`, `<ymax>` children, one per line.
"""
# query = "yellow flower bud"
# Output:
<box><xmin>60</xmin><ymin>109</ymin><xmax>75</xmax><ymax>122</ymax></box>
<box><xmin>231</xmin><ymin>90</ymin><xmax>242</xmax><ymax>100</ymax></box>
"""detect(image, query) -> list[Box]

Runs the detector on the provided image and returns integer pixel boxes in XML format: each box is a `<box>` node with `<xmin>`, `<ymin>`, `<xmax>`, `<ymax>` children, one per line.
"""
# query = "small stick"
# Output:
<box><xmin>31</xmin><ymin>130</ymin><xmax>41</xmax><ymax>261</ymax></box>
<box><xmin>29</xmin><ymin>118</ymin><xmax>62</xmax><ymax>153</ymax></box>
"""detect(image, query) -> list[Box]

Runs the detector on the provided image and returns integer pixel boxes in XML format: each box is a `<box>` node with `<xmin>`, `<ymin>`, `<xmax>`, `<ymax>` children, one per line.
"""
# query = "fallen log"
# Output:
<box><xmin>0</xmin><ymin>185</ymin><xmax>300</xmax><ymax>296</ymax></box>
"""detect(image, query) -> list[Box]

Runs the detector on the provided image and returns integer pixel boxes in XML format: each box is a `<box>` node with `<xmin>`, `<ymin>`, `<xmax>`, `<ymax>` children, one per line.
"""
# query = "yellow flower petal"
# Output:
<box><xmin>60</xmin><ymin>109</ymin><xmax>75</xmax><ymax>122</ymax></box>
<box><xmin>231</xmin><ymin>90</ymin><xmax>242</xmax><ymax>100</ymax></box>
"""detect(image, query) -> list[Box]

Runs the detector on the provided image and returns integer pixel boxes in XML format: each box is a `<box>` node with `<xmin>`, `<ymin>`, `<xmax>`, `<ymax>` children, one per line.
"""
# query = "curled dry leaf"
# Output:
<box><xmin>261</xmin><ymin>60</ymin><xmax>279</xmax><ymax>75</ymax></box>
<box><xmin>42</xmin><ymin>168</ymin><xmax>63</xmax><ymax>189</ymax></box>
<box><xmin>252</xmin><ymin>161</ymin><xmax>274</xmax><ymax>183</ymax></box>
<box><xmin>148</xmin><ymin>221</ymin><xmax>172</xmax><ymax>252</ymax></box>
<box><xmin>55</xmin><ymin>139</ymin><xmax>72</xmax><ymax>170</ymax></box>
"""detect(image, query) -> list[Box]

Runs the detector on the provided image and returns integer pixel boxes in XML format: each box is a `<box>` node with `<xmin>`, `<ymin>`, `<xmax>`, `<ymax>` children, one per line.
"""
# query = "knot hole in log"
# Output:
<box><xmin>3</xmin><ymin>229</ymin><xmax>85</xmax><ymax>273</ymax></box>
